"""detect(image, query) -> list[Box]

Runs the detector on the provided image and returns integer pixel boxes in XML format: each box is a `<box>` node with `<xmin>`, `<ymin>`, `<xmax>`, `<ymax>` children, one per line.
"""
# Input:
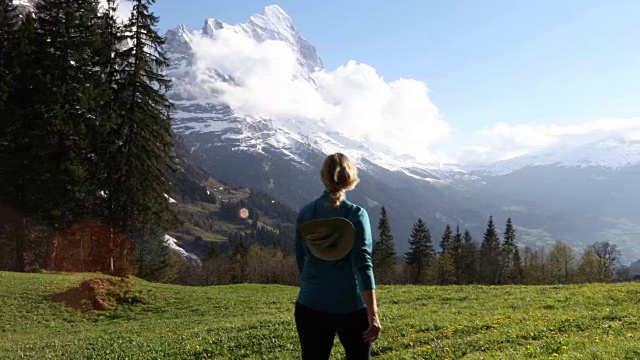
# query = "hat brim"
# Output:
<box><xmin>297</xmin><ymin>217</ymin><xmax>355</xmax><ymax>261</ymax></box>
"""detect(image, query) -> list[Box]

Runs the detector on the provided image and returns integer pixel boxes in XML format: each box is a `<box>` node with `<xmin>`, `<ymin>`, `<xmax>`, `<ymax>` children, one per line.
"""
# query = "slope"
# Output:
<box><xmin>166</xmin><ymin>135</ymin><xmax>298</xmax><ymax>260</ymax></box>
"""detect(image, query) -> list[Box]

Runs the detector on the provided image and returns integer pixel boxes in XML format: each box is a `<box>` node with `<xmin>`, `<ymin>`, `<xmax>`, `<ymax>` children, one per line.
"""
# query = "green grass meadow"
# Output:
<box><xmin>1</xmin><ymin>271</ymin><xmax>639</xmax><ymax>359</ymax></box>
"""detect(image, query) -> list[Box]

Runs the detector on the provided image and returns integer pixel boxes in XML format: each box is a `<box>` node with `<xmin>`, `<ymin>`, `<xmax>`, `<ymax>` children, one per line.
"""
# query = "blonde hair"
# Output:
<box><xmin>320</xmin><ymin>153</ymin><xmax>360</xmax><ymax>208</ymax></box>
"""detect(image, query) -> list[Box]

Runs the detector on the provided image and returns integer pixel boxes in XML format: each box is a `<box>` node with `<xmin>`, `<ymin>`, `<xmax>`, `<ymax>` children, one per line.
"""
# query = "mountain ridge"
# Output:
<box><xmin>161</xmin><ymin>5</ymin><xmax>640</xmax><ymax>263</ymax></box>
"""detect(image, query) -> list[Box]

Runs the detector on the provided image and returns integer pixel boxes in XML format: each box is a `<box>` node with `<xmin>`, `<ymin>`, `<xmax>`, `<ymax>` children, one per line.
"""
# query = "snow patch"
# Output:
<box><xmin>164</xmin><ymin>235</ymin><xmax>201</xmax><ymax>265</ymax></box>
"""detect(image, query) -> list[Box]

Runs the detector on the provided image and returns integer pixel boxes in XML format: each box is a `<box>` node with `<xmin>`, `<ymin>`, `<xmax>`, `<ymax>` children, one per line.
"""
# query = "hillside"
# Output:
<box><xmin>1</xmin><ymin>271</ymin><xmax>639</xmax><ymax>359</ymax></box>
<box><xmin>166</xmin><ymin>136</ymin><xmax>298</xmax><ymax>260</ymax></box>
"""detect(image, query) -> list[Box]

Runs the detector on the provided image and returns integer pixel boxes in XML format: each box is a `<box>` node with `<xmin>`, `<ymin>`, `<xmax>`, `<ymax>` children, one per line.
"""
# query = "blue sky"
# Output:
<box><xmin>151</xmin><ymin>0</ymin><xmax>640</xmax><ymax>161</ymax></box>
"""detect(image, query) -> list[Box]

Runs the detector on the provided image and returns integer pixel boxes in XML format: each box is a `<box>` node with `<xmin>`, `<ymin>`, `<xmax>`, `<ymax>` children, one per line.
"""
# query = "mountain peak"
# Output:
<box><xmin>261</xmin><ymin>5</ymin><xmax>292</xmax><ymax>22</ymax></box>
<box><xmin>247</xmin><ymin>4</ymin><xmax>296</xmax><ymax>43</ymax></box>
<box><xmin>202</xmin><ymin>18</ymin><xmax>225</xmax><ymax>35</ymax></box>
<box><xmin>176</xmin><ymin>5</ymin><xmax>322</xmax><ymax>73</ymax></box>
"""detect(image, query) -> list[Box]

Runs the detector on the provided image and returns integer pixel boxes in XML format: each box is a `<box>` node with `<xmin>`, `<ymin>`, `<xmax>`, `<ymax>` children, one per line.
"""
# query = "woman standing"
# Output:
<box><xmin>295</xmin><ymin>153</ymin><xmax>381</xmax><ymax>359</ymax></box>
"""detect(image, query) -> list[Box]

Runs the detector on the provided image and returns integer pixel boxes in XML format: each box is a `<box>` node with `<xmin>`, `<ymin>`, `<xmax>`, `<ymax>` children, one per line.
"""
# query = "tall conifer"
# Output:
<box><xmin>460</xmin><ymin>229</ymin><xmax>478</xmax><ymax>284</ymax></box>
<box><xmin>117</xmin><ymin>0</ymin><xmax>175</xmax><ymax>274</ymax></box>
<box><xmin>373</xmin><ymin>206</ymin><xmax>397</xmax><ymax>284</ymax></box>
<box><xmin>479</xmin><ymin>216</ymin><xmax>502</xmax><ymax>284</ymax></box>
<box><xmin>404</xmin><ymin>218</ymin><xmax>435</xmax><ymax>284</ymax></box>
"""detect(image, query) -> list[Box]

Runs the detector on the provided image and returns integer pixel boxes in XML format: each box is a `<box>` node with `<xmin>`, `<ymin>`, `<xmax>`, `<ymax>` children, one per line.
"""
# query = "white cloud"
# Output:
<box><xmin>172</xmin><ymin>22</ymin><xmax>640</xmax><ymax>166</ymax></box>
<box><xmin>180</xmin><ymin>27</ymin><xmax>450</xmax><ymax>162</ymax></box>
<box><xmin>460</xmin><ymin>118</ymin><xmax>640</xmax><ymax>163</ymax></box>
<box><xmin>99</xmin><ymin>0</ymin><xmax>132</xmax><ymax>22</ymax></box>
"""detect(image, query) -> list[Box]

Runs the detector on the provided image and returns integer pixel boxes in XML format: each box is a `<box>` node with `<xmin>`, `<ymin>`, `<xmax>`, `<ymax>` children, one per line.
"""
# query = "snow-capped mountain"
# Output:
<box><xmin>164</xmin><ymin>5</ymin><xmax>488</xmax><ymax>258</ymax></box>
<box><xmin>165</xmin><ymin>5</ymin><xmax>462</xmax><ymax>184</ymax></box>
<box><xmin>471</xmin><ymin>136</ymin><xmax>640</xmax><ymax>176</ymax></box>
<box><xmin>164</xmin><ymin>5</ymin><xmax>639</xmax><ymax>263</ymax></box>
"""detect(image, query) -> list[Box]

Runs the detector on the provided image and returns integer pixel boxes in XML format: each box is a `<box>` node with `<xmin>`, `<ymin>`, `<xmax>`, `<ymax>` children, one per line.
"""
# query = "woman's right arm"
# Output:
<box><xmin>294</xmin><ymin>212</ymin><xmax>306</xmax><ymax>275</ymax></box>
<box><xmin>351</xmin><ymin>208</ymin><xmax>381</xmax><ymax>342</ymax></box>
<box><xmin>362</xmin><ymin>289</ymin><xmax>381</xmax><ymax>342</ymax></box>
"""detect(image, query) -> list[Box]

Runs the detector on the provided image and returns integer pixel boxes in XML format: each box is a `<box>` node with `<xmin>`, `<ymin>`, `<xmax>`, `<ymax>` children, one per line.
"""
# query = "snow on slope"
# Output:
<box><xmin>165</xmin><ymin>5</ymin><xmax>462</xmax><ymax>182</ymax></box>
<box><xmin>164</xmin><ymin>235</ymin><xmax>201</xmax><ymax>265</ymax></box>
<box><xmin>471</xmin><ymin>137</ymin><xmax>640</xmax><ymax>175</ymax></box>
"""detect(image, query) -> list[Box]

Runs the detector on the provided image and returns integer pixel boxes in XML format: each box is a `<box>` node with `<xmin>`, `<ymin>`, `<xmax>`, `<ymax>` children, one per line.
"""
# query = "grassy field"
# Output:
<box><xmin>1</xmin><ymin>271</ymin><xmax>639</xmax><ymax>359</ymax></box>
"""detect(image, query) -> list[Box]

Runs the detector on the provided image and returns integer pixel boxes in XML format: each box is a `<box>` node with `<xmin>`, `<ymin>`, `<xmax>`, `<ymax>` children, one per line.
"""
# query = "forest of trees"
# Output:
<box><xmin>372</xmin><ymin>207</ymin><xmax>631</xmax><ymax>286</ymax></box>
<box><xmin>165</xmin><ymin>205</ymin><xmax>634</xmax><ymax>288</ymax></box>
<box><xmin>0</xmin><ymin>0</ymin><xmax>635</xmax><ymax>288</ymax></box>
<box><xmin>0</xmin><ymin>0</ymin><xmax>175</xmax><ymax>278</ymax></box>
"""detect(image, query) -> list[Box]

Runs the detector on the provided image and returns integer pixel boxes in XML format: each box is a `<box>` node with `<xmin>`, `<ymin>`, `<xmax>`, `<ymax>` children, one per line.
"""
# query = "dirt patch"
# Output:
<box><xmin>50</xmin><ymin>277</ymin><xmax>138</xmax><ymax>312</ymax></box>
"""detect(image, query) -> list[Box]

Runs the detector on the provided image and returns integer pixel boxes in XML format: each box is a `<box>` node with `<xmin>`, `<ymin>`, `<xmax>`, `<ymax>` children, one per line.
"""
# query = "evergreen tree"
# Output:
<box><xmin>0</xmin><ymin>4</ymin><xmax>28</xmax><ymax>271</ymax></box>
<box><xmin>479</xmin><ymin>216</ymin><xmax>502</xmax><ymax>284</ymax></box>
<box><xmin>439</xmin><ymin>224</ymin><xmax>453</xmax><ymax>255</ymax></box>
<box><xmin>460</xmin><ymin>229</ymin><xmax>478</xmax><ymax>284</ymax></box>
<box><xmin>1</xmin><ymin>12</ymin><xmax>38</xmax><ymax>208</ymax></box>
<box><xmin>230</xmin><ymin>232</ymin><xmax>248</xmax><ymax>283</ymax></box>
<box><xmin>133</xmin><ymin>229</ymin><xmax>170</xmax><ymax>281</ymax></box>
<box><xmin>29</xmin><ymin>0</ymin><xmax>105</xmax><ymax>230</ymax></box>
<box><xmin>0</xmin><ymin>10</ymin><xmax>39</xmax><ymax>202</ymax></box>
<box><xmin>450</xmin><ymin>226</ymin><xmax>464</xmax><ymax>284</ymax></box>
<box><xmin>404</xmin><ymin>218</ymin><xmax>435</xmax><ymax>284</ymax></box>
<box><xmin>511</xmin><ymin>246</ymin><xmax>523</xmax><ymax>284</ymax></box>
<box><xmin>501</xmin><ymin>217</ymin><xmax>522</xmax><ymax>284</ymax></box>
<box><xmin>92</xmin><ymin>0</ymin><xmax>126</xmax><ymax>220</ymax></box>
<box><xmin>0</xmin><ymin>0</ymin><xmax>19</xmax><ymax>114</ymax></box>
<box><xmin>436</xmin><ymin>224</ymin><xmax>455</xmax><ymax>284</ymax></box>
<box><xmin>113</xmin><ymin>0</ymin><xmax>175</xmax><ymax>275</ymax></box>
<box><xmin>372</xmin><ymin>206</ymin><xmax>397</xmax><ymax>284</ymax></box>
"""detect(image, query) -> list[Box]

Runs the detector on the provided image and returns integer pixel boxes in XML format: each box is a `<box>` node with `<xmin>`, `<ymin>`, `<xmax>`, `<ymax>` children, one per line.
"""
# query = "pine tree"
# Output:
<box><xmin>92</xmin><ymin>0</ymin><xmax>126</xmax><ymax>219</ymax></box>
<box><xmin>0</xmin><ymin>13</ymin><xmax>39</xmax><ymax>272</ymax></box>
<box><xmin>373</xmin><ymin>206</ymin><xmax>397</xmax><ymax>284</ymax></box>
<box><xmin>30</xmin><ymin>0</ymin><xmax>105</xmax><ymax>230</ymax></box>
<box><xmin>511</xmin><ymin>246</ymin><xmax>523</xmax><ymax>284</ymax></box>
<box><xmin>439</xmin><ymin>224</ymin><xmax>453</xmax><ymax>255</ymax></box>
<box><xmin>0</xmin><ymin>0</ymin><xmax>23</xmax><ymax>270</ymax></box>
<box><xmin>460</xmin><ymin>229</ymin><xmax>478</xmax><ymax>284</ymax></box>
<box><xmin>0</xmin><ymin>6</ymin><xmax>30</xmax><ymax>196</ymax></box>
<box><xmin>450</xmin><ymin>226</ymin><xmax>464</xmax><ymax>284</ymax></box>
<box><xmin>0</xmin><ymin>0</ymin><xmax>19</xmax><ymax>115</ymax></box>
<box><xmin>501</xmin><ymin>217</ymin><xmax>522</xmax><ymax>284</ymax></box>
<box><xmin>436</xmin><ymin>224</ymin><xmax>455</xmax><ymax>284</ymax></box>
<box><xmin>230</xmin><ymin>232</ymin><xmax>248</xmax><ymax>283</ymax></box>
<box><xmin>404</xmin><ymin>218</ymin><xmax>435</xmax><ymax>284</ymax></box>
<box><xmin>113</xmin><ymin>0</ymin><xmax>176</xmax><ymax>275</ymax></box>
<box><xmin>479</xmin><ymin>216</ymin><xmax>502</xmax><ymax>284</ymax></box>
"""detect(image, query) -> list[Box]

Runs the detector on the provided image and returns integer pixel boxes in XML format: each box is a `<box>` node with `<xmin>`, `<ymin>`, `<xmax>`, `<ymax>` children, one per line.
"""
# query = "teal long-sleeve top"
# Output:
<box><xmin>295</xmin><ymin>192</ymin><xmax>376</xmax><ymax>314</ymax></box>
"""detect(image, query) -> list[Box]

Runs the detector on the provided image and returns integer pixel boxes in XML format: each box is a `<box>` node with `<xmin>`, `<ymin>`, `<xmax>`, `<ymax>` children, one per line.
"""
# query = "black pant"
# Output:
<box><xmin>294</xmin><ymin>302</ymin><xmax>372</xmax><ymax>360</ymax></box>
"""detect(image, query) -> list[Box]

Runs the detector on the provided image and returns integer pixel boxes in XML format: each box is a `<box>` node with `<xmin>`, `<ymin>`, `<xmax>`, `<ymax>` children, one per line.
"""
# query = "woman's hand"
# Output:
<box><xmin>363</xmin><ymin>312</ymin><xmax>381</xmax><ymax>342</ymax></box>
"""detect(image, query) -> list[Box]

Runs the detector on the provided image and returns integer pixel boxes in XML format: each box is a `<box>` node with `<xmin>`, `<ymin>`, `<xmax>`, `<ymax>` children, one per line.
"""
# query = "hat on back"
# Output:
<box><xmin>297</xmin><ymin>217</ymin><xmax>355</xmax><ymax>261</ymax></box>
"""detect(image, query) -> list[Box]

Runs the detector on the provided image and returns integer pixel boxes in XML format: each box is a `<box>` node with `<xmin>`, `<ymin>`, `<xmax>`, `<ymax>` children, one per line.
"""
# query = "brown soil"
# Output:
<box><xmin>50</xmin><ymin>278</ymin><xmax>132</xmax><ymax>312</ymax></box>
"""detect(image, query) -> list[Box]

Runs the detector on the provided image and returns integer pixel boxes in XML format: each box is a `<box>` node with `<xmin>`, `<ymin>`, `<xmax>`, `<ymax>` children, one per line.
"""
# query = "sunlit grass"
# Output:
<box><xmin>1</xmin><ymin>271</ymin><xmax>639</xmax><ymax>359</ymax></box>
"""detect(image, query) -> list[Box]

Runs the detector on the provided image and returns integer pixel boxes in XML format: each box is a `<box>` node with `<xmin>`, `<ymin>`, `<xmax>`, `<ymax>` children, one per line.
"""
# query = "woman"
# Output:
<box><xmin>294</xmin><ymin>153</ymin><xmax>381</xmax><ymax>360</ymax></box>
